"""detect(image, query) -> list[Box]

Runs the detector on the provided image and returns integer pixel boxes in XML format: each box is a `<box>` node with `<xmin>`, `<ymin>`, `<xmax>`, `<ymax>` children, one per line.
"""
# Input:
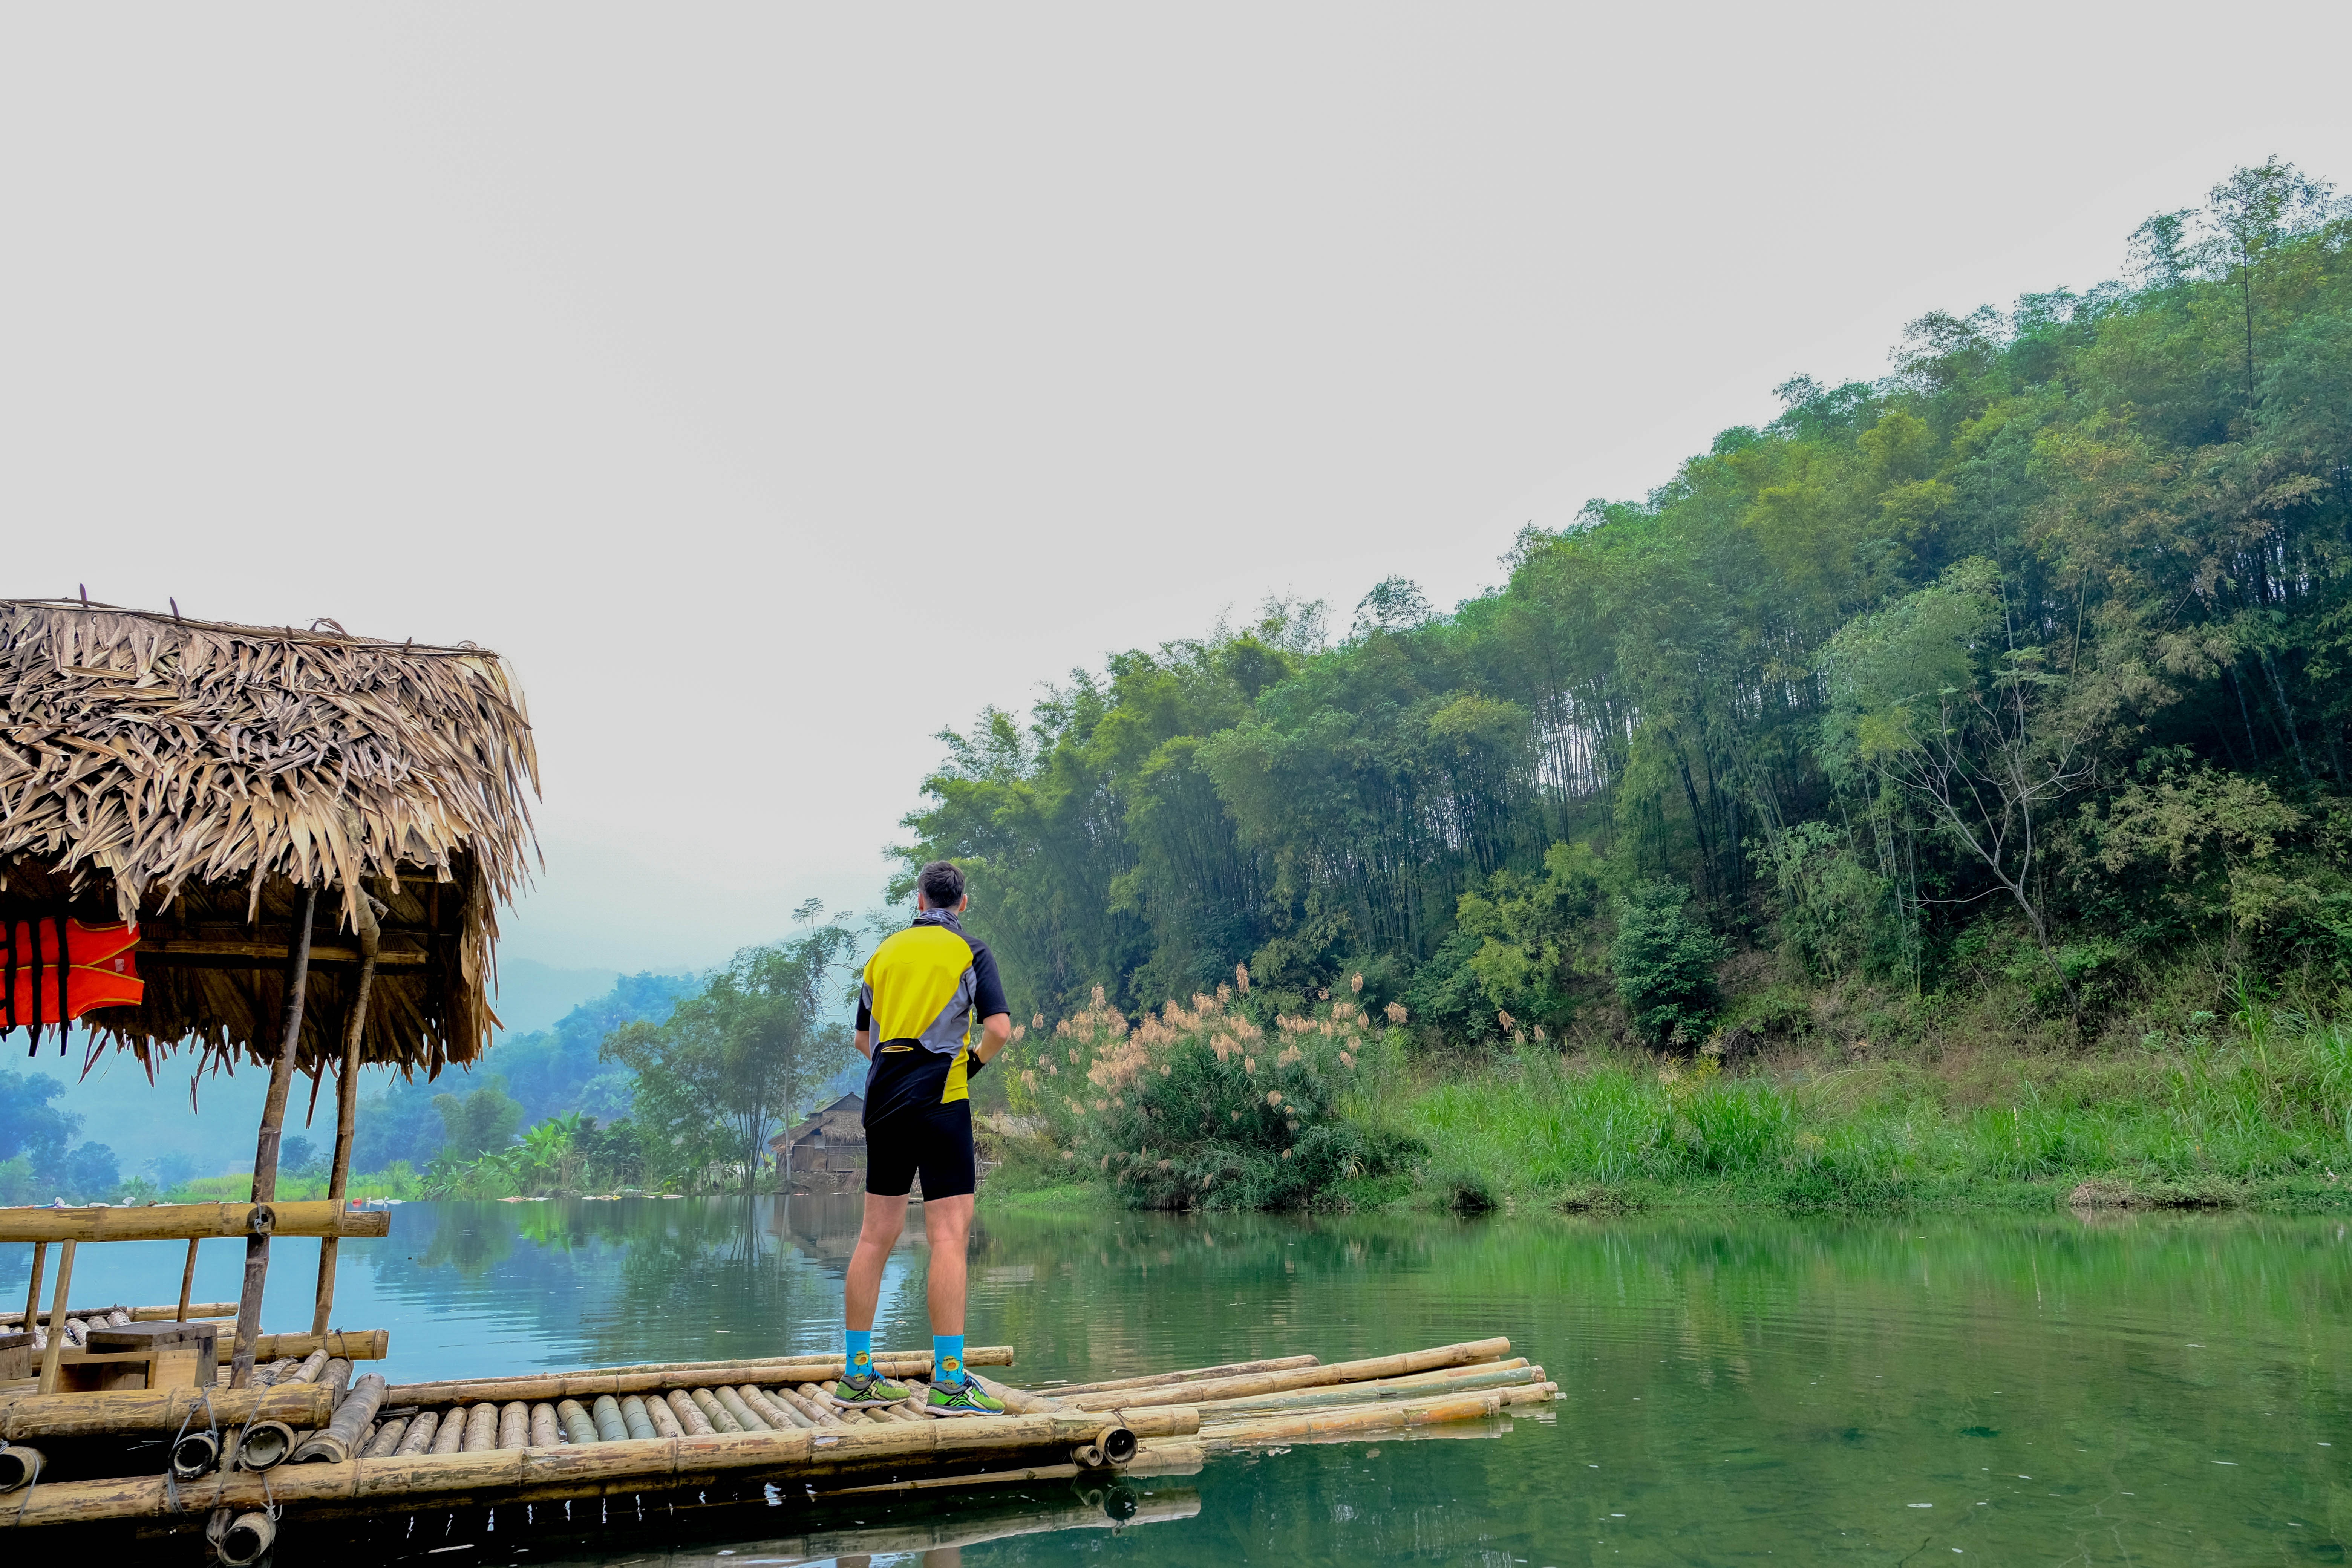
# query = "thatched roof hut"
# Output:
<box><xmin>0</xmin><ymin>597</ymin><xmax>539</xmax><ymax>1080</ymax></box>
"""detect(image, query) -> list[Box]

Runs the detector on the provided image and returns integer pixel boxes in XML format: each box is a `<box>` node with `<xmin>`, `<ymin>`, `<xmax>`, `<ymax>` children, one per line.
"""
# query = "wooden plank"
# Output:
<box><xmin>0</xmin><ymin>1203</ymin><xmax>388</xmax><ymax>1244</ymax></box>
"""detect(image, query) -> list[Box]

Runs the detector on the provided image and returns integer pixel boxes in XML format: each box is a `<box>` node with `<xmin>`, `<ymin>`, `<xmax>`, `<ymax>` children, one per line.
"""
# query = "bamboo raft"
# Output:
<box><xmin>0</xmin><ymin>1320</ymin><xmax>1555</xmax><ymax>1560</ymax></box>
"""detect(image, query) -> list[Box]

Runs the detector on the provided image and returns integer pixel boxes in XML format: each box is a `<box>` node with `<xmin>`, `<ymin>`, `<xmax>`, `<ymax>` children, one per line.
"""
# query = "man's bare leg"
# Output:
<box><xmin>845</xmin><ymin>1192</ymin><xmax>908</xmax><ymax>1331</ymax></box>
<box><xmin>923</xmin><ymin>1193</ymin><xmax>974</xmax><ymax>1336</ymax></box>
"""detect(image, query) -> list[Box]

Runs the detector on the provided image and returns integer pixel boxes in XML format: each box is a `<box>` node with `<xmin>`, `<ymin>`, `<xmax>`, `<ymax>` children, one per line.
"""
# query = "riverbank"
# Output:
<box><xmin>986</xmin><ymin>1004</ymin><xmax>2352</xmax><ymax>1217</ymax></box>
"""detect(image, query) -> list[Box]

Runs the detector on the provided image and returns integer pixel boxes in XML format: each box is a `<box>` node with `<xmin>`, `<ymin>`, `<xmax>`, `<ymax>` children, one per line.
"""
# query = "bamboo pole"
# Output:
<box><xmin>34</xmin><ymin>1240</ymin><xmax>75</xmax><ymax>1394</ymax></box>
<box><xmin>529</xmin><ymin>1403</ymin><xmax>559</xmax><ymax>1446</ymax></box>
<box><xmin>16</xmin><ymin>1243</ymin><xmax>43</xmax><ymax>1348</ymax></box>
<box><xmin>712</xmin><ymin>1386</ymin><xmax>769</xmax><ymax>1431</ymax></box>
<box><xmin>620</xmin><ymin>1394</ymin><xmax>660</xmax><ymax>1440</ymax></box>
<box><xmin>1042</xmin><ymin>1354</ymin><xmax>1321</xmax><ymax>1397</ymax></box>
<box><xmin>461</xmin><ymin>1403</ymin><xmax>499</xmax><ymax>1452</ymax></box>
<box><xmin>362</xmin><ymin>1418</ymin><xmax>409</xmax><ymax>1459</ymax></box>
<box><xmin>428</xmin><ymin>1409</ymin><xmax>465</xmax><ymax>1455</ymax></box>
<box><xmin>555</xmin><ymin>1400</ymin><xmax>597</xmax><ymax>1445</ymax></box>
<box><xmin>592</xmin><ymin>1395</ymin><xmax>630</xmax><ymax>1441</ymax></box>
<box><xmin>176</xmin><ymin>1239</ymin><xmax>200</xmax><ymax>1322</ymax></box>
<box><xmin>1060</xmin><ymin>1337</ymin><xmax>1512</xmax><ymax>1411</ymax></box>
<box><xmin>293</xmin><ymin>1373</ymin><xmax>387</xmax><ymax>1464</ymax></box>
<box><xmin>0</xmin><ymin>1381</ymin><xmax>335</xmax><ymax>1441</ymax></box>
<box><xmin>213</xmin><ymin>1329</ymin><xmax>389</xmax><ymax>1365</ymax></box>
<box><xmin>741</xmin><ymin>1386</ymin><xmax>811</xmax><ymax>1429</ymax></box>
<box><xmin>496</xmin><ymin>1402</ymin><xmax>528</xmax><ymax>1450</ymax></box>
<box><xmin>288</xmin><ymin>1348</ymin><xmax>331</xmax><ymax>1383</ymax></box>
<box><xmin>691</xmin><ymin>1387</ymin><xmax>744</xmax><ymax>1432</ymax></box>
<box><xmin>1195</xmin><ymin>1381</ymin><xmax>1559</xmax><ymax>1450</ymax></box>
<box><xmin>381</xmin><ymin>1347</ymin><xmax>1011</xmax><ymax>1406</ymax></box>
<box><xmin>231</xmin><ymin>885</ymin><xmax>317</xmax><ymax>1392</ymax></box>
<box><xmin>2</xmin><ymin>1300</ymin><xmax>237</xmax><ymax>1329</ymax></box>
<box><xmin>0</xmin><ymin>1206</ymin><xmax>387</xmax><ymax>1246</ymax></box>
<box><xmin>394</xmin><ymin>1411</ymin><xmax>439</xmax><ymax>1456</ymax></box>
<box><xmin>966</xmin><ymin>1372</ymin><xmax>1067</xmax><ymax>1414</ymax></box>
<box><xmin>1188</xmin><ymin>1361</ymin><xmax>1539</xmax><ymax>1417</ymax></box>
<box><xmin>642</xmin><ymin>1393</ymin><xmax>685</xmax><ymax>1439</ymax></box>
<box><xmin>0</xmin><ymin>1410</ymin><xmax>1204</xmax><ymax>1527</ymax></box>
<box><xmin>665</xmin><ymin>1389</ymin><xmax>714</xmax><ymax>1436</ymax></box>
<box><xmin>311</xmin><ymin>895</ymin><xmax>378</xmax><ymax>1337</ymax></box>
<box><xmin>232</xmin><ymin>1420</ymin><xmax>297</xmax><ymax>1470</ymax></box>
<box><xmin>0</xmin><ymin>1444</ymin><xmax>46</xmax><ymax>1495</ymax></box>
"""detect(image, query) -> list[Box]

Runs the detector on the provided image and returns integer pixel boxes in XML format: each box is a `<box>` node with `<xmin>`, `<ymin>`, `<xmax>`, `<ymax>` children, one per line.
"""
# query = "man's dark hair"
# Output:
<box><xmin>918</xmin><ymin>860</ymin><xmax>966</xmax><ymax>910</ymax></box>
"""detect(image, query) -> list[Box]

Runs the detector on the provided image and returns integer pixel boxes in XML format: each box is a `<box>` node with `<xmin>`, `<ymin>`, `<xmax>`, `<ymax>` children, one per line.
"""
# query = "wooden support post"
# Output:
<box><xmin>21</xmin><ymin>1240</ymin><xmax>44</xmax><ymax>1337</ymax></box>
<box><xmin>34</xmin><ymin>1240</ymin><xmax>76</xmax><ymax>1394</ymax></box>
<box><xmin>312</xmin><ymin>891</ymin><xmax>378</xmax><ymax>1336</ymax></box>
<box><xmin>230</xmin><ymin>885</ymin><xmax>316</xmax><ymax>1390</ymax></box>
<box><xmin>177</xmin><ymin>1238</ymin><xmax>201</xmax><ymax>1323</ymax></box>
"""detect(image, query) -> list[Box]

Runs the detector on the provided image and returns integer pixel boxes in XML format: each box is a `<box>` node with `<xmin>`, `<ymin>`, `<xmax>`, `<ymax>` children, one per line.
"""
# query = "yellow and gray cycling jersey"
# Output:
<box><xmin>856</xmin><ymin>910</ymin><xmax>1009</xmax><ymax>1126</ymax></box>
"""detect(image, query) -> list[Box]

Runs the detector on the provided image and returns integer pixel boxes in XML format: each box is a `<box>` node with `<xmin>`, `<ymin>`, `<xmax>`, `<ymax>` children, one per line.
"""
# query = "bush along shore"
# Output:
<box><xmin>984</xmin><ymin>965</ymin><xmax>2352</xmax><ymax>1216</ymax></box>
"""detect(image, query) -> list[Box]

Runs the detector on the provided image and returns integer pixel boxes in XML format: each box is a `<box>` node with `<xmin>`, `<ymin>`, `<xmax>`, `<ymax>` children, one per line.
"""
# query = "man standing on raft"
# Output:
<box><xmin>836</xmin><ymin>860</ymin><xmax>1013</xmax><ymax>1416</ymax></box>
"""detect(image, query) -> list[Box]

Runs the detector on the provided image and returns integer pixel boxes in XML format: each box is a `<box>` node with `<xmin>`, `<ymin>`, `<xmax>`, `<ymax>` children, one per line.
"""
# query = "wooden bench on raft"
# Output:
<box><xmin>1</xmin><ymin>1203</ymin><xmax>390</xmax><ymax>1395</ymax></box>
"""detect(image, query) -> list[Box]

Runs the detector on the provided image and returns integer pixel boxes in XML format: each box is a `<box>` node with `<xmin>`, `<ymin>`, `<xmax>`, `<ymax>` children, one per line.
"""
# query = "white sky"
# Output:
<box><xmin>7</xmin><ymin>5</ymin><xmax>2350</xmax><ymax>975</ymax></box>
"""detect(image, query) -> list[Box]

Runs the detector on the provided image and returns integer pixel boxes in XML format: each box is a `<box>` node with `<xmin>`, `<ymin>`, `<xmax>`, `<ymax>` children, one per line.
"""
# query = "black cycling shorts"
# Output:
<box><xmin>866</xmin><ymin>1098</ymin><xmax>977</xmax><ymax>1200</ymax></box>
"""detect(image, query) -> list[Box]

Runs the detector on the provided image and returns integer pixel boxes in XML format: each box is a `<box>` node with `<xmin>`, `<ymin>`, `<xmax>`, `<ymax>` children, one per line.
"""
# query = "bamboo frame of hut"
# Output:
<box><xmin>0</xmin><ymin>599</ymin><xmax>538</xmax><ymax>1373</ymax></box>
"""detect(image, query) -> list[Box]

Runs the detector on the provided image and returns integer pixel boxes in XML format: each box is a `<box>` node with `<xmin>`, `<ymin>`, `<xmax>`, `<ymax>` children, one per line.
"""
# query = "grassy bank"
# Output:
<box><xmin>983</xmin><ymin>978</ymin><xmax>2352</xmax><ymax>1217</ymax></box>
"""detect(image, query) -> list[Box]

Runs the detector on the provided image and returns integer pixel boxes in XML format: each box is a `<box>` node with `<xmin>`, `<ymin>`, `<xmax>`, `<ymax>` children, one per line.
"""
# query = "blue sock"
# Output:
<box><xmin>845</xmin><ymin>1328</ymin><xmax>873</xmax><ymax>1381</ymax></box>
<box><xmin>934</xmin><ymin>1333</ymin><xmax>966</xmax><ymax>1388</ymax></box>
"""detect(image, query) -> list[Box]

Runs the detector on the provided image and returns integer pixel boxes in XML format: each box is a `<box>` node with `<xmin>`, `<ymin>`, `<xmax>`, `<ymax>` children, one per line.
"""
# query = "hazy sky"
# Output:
<box><xmin>8</xmin><ymin>6</ymin><xmax>2350</xmax><ymax>977</ymax></box>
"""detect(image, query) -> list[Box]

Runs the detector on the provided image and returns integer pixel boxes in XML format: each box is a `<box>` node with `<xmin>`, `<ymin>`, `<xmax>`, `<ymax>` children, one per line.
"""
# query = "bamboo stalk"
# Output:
<box><xmin>1196</xmin><ymin>1381</ymin><xmax>1558</xmax><ymax>1450</ymax></box>
<box><xmin>1122</xmin><ymin>1438</ymin><xmax>1207</xmax><ymax>1478</ymax></box>
<box><xmin>665</xmin><ymin>1389</ymin><xmax>714</xmax><ymax>1436</ymax></box>
<box><xmin>214</xmin><ymin>1329</ymin><xmax>389</xmax><ymax>1365</ymax></box>
<box><xmin>231</xmin><ymin>887</ymin><xmax>315</xmax><ymax>1391</ymax></box>
<box><xmin>591</xmin><ymin>1394</ymin><xmax>629</xmax><ymax>1441</ymax></box>
<box><xmin>2</xmin><ymin>1409</ymin><xmax>1203</xmax><ymax>1527</ymax></box>
<box><xmin>772</xmin><ymin>1385</ymin><xmax>838</xmax><ymax>1426</ymax></box>
<box><xmin>232</xmin><ymin>1420</ymin><xmax>296</xmax><ymax>1470</ymax></box>
<box><xmin>17</xmin><ymin>1242</ymin><xmax>43</xmax><ymax>1344</ymax></box>
<box><xmin>497</xmin><ymin>1401</ymin><xmax>528</xmax><ymax>1450</ymax></box>
<box><xmin>393</xmin><ymin>1410</ymin><xmax>439</xmax><ymax>1456</ymax></box>
<box><xmin>176</xmin><ymin>1240</ymin><xmax>200</xmax><ymax>1323</ymax></box>
<box><xmin>288</xmin><ymin>1348</ymin><xmax>330</xmax><ymax>1383</ymax></box>
<box><xmin>428</xmin><ymin>1407</ymin><xmax>465</xmax><ymax>1455</ymax></box>
<box><xmin>529</xmin><ymin>1403</ymin><xmax>560</xmax><ymax>1446</ymax></box>
<box><xmin>319</xmin><ymin>1357</ymin><xmax>354</xmax><ymax>1406</ymax></box>
<box><xmin>712</xmin><ymin>1386</ymin><xmax>768</xmax><ymax>1431</ymax></box>
<box><xmin>1042</xmin><ymin>1354</ymin><xmax>1321</xmax><ymax>1397</ymax></box>
<box><xmin>1061</xmin><ymin>1338</ymin><xmax>1513</xmax><ymax>1412</ymax></box>
<box><xmin>642</xmin><ymin>1392</ymin><xmax>684</xmax><ymax>1439</ymax></box>
<box><xmin>0</xmin><ymin>1382</ymin><xmax>331</xmax><ymax>1441</ymax></box>
<box><xmin>34</xmin><ymin>1240</ymin><xmax>75</xmax><ymax>1395</ymax></box>
<box><xmin>461</xmin><ymin>1402</ymin><xmax>499</xmax><ymax>1452</ymax></box>
<box><xmin>739</xmin><ymin>1385</ymin><xmax>809</xmax><ymax>1430</ymax></box>
<box><xmin>619</xmin><ymin>1394</ymin><xmax>660</xmax><ymax>1440</ymax></box>
<box><xmin>292</xmin><ymin>1372</ymin><xmax>386</xmax><ymax>1463</ymax></box>
<box><xmin>688</xmin><ymin>1387</ymin><xmax>742</xmax><ymax>1433</ymax></box>
<box><xmin>382</xmin><ymin>1348</ymin><xmax>1012</xmax><ymax>1407</ymax></box>
<box><xmin>554</xmin><ymin>1399</ymin><xmax>597</xmax><ymax>1445</ymax></box>
<box><xmin>0</xmin><ymin>1206</ymin><xmax>388</xmax><ymax>1246</ymax></box>
<box><xmin>966</xmin><ymin>1373</ymin><xmax>1067</xmax><ymax>1414</ymax></box>
<box><xmin>362</xmin><ymin>1418</ymin><xmax>408</xmax><ymax>1459</ymax></box>
<box><xmin>1190</xmin><ymin>1362</ymin><xmax>1539</xmax><ymax>1417</ymax></box>
<box><xmin>311</xmin><ymin>897</ymin><xmax>378</xmax><ymax>1336</ymax></box>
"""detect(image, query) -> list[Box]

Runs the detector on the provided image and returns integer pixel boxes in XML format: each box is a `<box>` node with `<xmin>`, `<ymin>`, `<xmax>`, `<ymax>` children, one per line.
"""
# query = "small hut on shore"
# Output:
<box><xmin>0</xmin><ymin>597</ymin><xmax>537</xmax><ymax>1381</ymax></box>
<box><xmin>771</xmin><ymin>1094</ymin><xmax>866</xmax><ymax>1185</ymax></box>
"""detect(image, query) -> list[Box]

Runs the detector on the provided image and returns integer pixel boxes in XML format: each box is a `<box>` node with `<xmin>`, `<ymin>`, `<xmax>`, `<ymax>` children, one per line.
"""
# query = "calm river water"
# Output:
<box><xmin>9</xmin><ymin>1199</ymin><xmax>2349</xmax><ymax>1565</ymax></box>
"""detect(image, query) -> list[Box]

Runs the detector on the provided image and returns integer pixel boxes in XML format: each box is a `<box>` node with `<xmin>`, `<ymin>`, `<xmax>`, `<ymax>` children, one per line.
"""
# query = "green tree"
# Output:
<box><xmin>601</xmin><ymin>920</ymin><xmax>860</xmax><ymax>1193</ymax></box>
<box><xmin>433</xmin><ymin>1077</ymin><xmax>524</xmax><ymax>1163</ymax></box>
<box><xmin>1609</xmin><ymin>880</ymin><xmax>1727</xmax><ymax>1045</ymax></box>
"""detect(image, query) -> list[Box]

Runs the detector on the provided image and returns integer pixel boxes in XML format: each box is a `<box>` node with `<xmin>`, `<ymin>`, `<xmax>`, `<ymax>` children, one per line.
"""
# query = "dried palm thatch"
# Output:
<box><xmin>0</xmin><ymin>599</ymin><xmax>538</xmax><ymax>1076</ymax></box>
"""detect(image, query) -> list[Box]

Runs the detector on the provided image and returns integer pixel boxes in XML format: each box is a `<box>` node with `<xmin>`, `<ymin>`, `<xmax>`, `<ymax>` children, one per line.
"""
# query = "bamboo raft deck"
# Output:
<box><xmin>0</xmin><ymin>1320</ymin><xmax>1555</xmax><ymax>1560</ymax></box>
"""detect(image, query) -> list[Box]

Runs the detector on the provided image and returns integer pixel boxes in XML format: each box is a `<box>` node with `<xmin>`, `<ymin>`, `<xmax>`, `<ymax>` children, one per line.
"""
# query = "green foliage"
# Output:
<box><xmin>1009</xmin><ymin>987</ymin><xmax>1422</xmax><ymax>1210</ymax></box>
<box><xmin>1610</xmin><ymin>881</ymin><xmax>1727</xmax><ymax>1044</ymax></box>
<box><xmin>433</xmin><ymin>1077</ymin><xmax>524</xmax><ymax>1163</ymax></box>
<box><xmin>600</xmin><ymin>922</ymin><xmax>861</xmax><ymax>1193</ymax></box>
<box><xmin>898</xmin><ymin>160</ymin><xmax>2352</xmax><ymax>1047</ymax></box>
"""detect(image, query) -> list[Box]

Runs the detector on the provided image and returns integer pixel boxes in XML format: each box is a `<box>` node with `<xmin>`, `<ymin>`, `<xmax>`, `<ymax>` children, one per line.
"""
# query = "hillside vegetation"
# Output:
<box><xmin>923</xmin><ymin>161</ymin><xmax>2352</xmax><ymax>1211</ymax></box>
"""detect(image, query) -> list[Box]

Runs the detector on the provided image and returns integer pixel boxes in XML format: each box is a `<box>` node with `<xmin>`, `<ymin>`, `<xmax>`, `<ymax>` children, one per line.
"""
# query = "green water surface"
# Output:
<box><xmin>9</xmin><ymin>1199</ymin><xmax>2348</xmax><ymax>1565</ymax></box>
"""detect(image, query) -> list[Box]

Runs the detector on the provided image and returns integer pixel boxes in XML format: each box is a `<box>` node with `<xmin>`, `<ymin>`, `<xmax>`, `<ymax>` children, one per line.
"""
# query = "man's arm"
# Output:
<box><xmin>854</xmin><ymin>1028</ymin><xmax>872</xmax><ymax>1060</ymax></box>
<box><xmin>970</xmin><ymin>1012</ymin><xmax>1012</xmax><ymax>1070</ymax></box>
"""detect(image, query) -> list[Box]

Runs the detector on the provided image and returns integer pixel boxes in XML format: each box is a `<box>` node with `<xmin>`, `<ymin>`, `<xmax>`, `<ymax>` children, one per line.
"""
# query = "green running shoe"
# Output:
<box><xmin>925</xmin><ymin>1380</ymin><xmax>1008</xmax><ymax>1418</ymax></box>
<box><xmin>832</xmin><ymin>1372</ymin><xmax>912</xmax><ymax>1408</ymax></box>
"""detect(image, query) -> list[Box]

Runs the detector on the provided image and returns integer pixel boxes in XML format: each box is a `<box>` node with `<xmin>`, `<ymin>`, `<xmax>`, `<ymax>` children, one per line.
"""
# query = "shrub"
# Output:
<box><xmin>1009</xmin><ymin>986</ymin><xmax>1423</xmax><ymax>1210</ymax></box>
<box><xmin>1611</xmin><ymin>880</ymin><xmax>1728</xmax><ymax>1044</ymax></box>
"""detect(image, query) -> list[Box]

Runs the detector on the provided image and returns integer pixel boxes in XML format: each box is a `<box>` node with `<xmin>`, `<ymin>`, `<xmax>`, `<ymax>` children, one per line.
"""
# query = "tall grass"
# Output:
<box><xmin>1377</xmin><ymin>1020</ymin><xmax>2352</xmax><ymax>1212</ymax></box>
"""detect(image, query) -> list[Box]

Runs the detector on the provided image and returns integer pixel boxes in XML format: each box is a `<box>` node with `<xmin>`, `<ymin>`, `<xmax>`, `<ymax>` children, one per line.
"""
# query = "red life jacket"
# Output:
<box><xmin>2</xmin><ymin>917</ymin><xmax>144</xmax><ymax>1040</ymax></box>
